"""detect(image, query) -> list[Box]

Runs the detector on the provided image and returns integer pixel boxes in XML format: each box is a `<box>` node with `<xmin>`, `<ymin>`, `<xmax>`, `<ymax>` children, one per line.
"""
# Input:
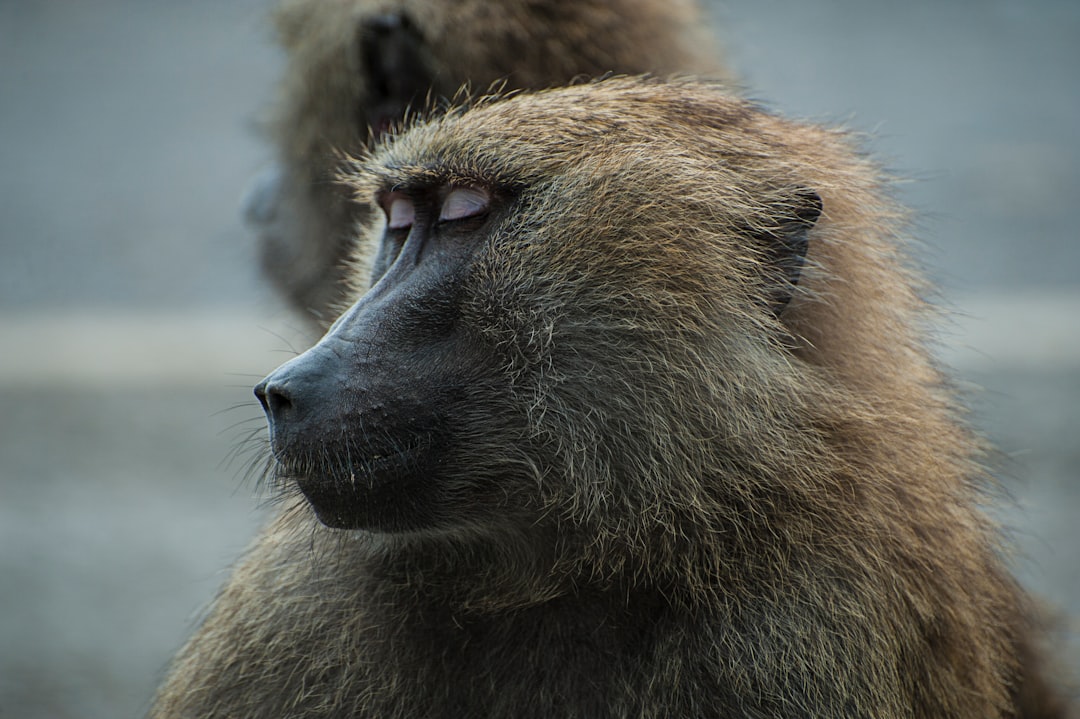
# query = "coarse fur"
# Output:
<box><xmin>247</xmin><ymin>0</ymin><xmax>723</xmax><ymax>326</ymax></box>
<box><xmin>154</xmin><ymin>78</ymin><xmax>1073</xmax><ymax>717</ymax></box>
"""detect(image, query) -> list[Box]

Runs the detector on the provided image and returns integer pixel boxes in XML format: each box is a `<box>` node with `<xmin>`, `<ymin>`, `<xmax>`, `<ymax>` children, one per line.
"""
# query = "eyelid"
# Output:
<box><xmin>439</xmin><ymin>186</ymin><xmax>490</xmax><ymax>222</ymax></box>
<box><xmin>382</xmin><ymin>192</ymin><xmax>415</xmax><ymax>230</ymax></box>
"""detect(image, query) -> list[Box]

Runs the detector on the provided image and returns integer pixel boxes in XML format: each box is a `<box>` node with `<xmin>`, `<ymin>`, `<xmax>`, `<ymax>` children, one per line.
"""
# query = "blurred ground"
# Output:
<box><xmin>0</xmin><ymin>0</ymin><xmax>1077</xmax><ymax>717</ymax></box>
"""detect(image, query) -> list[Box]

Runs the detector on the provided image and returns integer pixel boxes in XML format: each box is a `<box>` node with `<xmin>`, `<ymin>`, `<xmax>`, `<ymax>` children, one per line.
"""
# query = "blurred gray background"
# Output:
<box><xmin>0</xmin><ymin>0</ymin><xmax>1076</xmax><ymax>716</ymax></box>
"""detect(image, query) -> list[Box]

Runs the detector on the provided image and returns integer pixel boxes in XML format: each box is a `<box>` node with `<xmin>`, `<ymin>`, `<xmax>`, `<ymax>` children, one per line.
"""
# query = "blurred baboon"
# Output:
<box><xmin>244</xmin><ymin>0</ymin><xmax>722</xmax><ymax>326</ymax></box>
<box><xmin>155</xmin><ymin>78</ymin><xmax>1072</xmax><ymax>718</ymax></box>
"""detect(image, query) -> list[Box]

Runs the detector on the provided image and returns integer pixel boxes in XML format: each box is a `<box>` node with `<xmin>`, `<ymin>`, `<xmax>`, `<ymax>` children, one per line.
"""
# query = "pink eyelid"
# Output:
<box><xmin>386</xmin><ymin>195</ymin><xmax>415</xmax><ymax>230</ymax></box>
<box><xmin>439</xmin><ymin>186</ymin><xmax>491</xmax><ymax>222</ymax></box>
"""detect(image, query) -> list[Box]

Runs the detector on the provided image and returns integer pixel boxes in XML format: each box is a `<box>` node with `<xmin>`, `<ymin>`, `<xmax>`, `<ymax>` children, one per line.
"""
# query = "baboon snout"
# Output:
<box><xmin>254</xmin><ymin>349</ymin><xmax>339</xmax><ymax>456</ymax></box>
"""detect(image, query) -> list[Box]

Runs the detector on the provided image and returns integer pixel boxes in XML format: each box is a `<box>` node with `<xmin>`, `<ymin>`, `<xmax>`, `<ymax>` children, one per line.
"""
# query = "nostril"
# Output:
<box><xmin>268</xmin><ymin>386</ymin><xmax>293</xmax><ymax>419</ymax></box>
<box><xmin>253</xmin><ymin>380</ymin><xmax>269</xmax><ymax>412</ymax></box>
<box><xmin>254</xmin><ymin>348</ymin><xmax>335</xmax><ymax>447</ymax></box>
<box><xmin>254</xmin><ymin>379</ymin><xmax>294</xmax><ymax>425</ymax></box>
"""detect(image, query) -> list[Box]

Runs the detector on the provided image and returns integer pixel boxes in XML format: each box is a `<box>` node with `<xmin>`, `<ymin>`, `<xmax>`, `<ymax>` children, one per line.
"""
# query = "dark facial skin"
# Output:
<box><xmin>254</xmin><ymin>184</ymin><xmax>505</xmax><ymax>532</ymax></box>
<box><xmin>253</xmin><ymin>176</ymin><xmax>820</xmax><ymax>532</ymax></box>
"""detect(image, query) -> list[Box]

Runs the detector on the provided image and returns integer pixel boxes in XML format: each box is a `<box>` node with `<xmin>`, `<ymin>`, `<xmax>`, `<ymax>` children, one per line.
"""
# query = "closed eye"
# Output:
<box><xmin>439</xmin><ymin>186</ymin><xmax>490</xmax><ymax>222</ymax></box>
<box><xmin>385</xmin><ymin>193</ymin><xmax>415</xmax><ymax>230</ymax></box>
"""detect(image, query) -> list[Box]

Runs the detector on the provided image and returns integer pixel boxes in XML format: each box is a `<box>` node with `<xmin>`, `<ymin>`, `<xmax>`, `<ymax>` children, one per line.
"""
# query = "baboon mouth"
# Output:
<box><xmin>276</xmin><ymin>436</ymin><xmax>436</xmax><ymax>529</ymax></box>
<box><xmin>279</xmin><ymin>438</ymin><xmax>430</xmax><ymax>487</ymax></box>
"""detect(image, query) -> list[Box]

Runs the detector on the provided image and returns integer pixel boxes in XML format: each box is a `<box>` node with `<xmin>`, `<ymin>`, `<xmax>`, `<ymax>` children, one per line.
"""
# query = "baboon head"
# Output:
<box><xmin>253</xmin><ymin>78</ymin><xmax>839</xmax><ymax>581</ymax></box>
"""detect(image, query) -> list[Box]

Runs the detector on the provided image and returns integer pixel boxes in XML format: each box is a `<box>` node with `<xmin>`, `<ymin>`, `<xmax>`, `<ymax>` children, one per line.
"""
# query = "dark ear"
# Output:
<box><xmin>758</xmin><ymin>189</ymin><xmax>822</xmax><ymax>314</ymax></box>
<box><xmin>358</xmin><ymin>12</ymin><xmax>435</xmax><ymax>137</ymax></box>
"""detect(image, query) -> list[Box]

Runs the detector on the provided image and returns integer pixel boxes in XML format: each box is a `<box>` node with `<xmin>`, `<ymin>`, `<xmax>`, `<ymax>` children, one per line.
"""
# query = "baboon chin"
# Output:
<box><xmin>154</xmin><ymin>78</ymin><xmax>1072</xmax><ymax>719</ymax></box>
<box><xmin>245</xmin><ymin>0</ymin><xmax>723</xmax><ymax>326</ymax></box>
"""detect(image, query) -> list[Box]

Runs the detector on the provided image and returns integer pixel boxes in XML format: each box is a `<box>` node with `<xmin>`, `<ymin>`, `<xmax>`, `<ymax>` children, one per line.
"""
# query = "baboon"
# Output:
<box><xmin>154</xmin><ymin>78</ymin><xmax>1072</xmax><ymax>717</ymax></box>
<box><xmin>245</xmin><ymin>0</ymin><xmax>722</xmax><ymax>326</ymax></box>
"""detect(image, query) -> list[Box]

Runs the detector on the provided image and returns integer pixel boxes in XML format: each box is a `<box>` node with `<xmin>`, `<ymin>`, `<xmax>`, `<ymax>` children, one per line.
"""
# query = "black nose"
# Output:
<box><xmin>254</xmin><ymin>348</ymin><xmax>339</xmax><ymax>454</ymax></box>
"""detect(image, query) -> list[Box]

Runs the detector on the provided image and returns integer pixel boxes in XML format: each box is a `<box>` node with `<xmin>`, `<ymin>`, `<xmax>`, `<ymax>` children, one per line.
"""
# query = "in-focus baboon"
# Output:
<box><xmin>244</xmin><ymin>0</ymin><xmax>723</xmax><ymax>326</ymax></box>
<box><xmin>155</xmin><ymin>78</ymin><xmax>1072</xmax><ymax>718</ymax></box>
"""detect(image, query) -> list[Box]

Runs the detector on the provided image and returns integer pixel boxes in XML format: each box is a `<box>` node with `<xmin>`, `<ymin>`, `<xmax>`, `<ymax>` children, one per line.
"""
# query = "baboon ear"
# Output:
<box><xmin>758</xmin><ymin>189</ymin><xmax>822</xmax><ymax>313</ymax></box>
<box><xmin>357</xmin><ymin>12</ymin><xmax>434</xmax><ymax>136</ymax></box>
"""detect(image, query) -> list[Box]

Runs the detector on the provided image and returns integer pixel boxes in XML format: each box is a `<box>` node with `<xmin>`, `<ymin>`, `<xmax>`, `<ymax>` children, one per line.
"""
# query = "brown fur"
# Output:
<box><xmin>155</xmin><ymin>78</ymin><xmax>1072</xmax><ymax>717</ymax></box>
<box><xmin>253</xmin><ymin>0</ymin><xmax>723</xmax><ymax>325</ymax></box>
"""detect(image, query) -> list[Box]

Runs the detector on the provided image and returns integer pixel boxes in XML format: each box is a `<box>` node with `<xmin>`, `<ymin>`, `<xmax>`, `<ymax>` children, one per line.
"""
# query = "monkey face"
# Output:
<box><xmin>255</xmin><ymin>79</ymin><xmax>823</xmax><ymax>538</ymax></box>
<box><xmin>254</xmin><ymin>182</ymin><xmax>527</xmax><ymax>533</ymax></box>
